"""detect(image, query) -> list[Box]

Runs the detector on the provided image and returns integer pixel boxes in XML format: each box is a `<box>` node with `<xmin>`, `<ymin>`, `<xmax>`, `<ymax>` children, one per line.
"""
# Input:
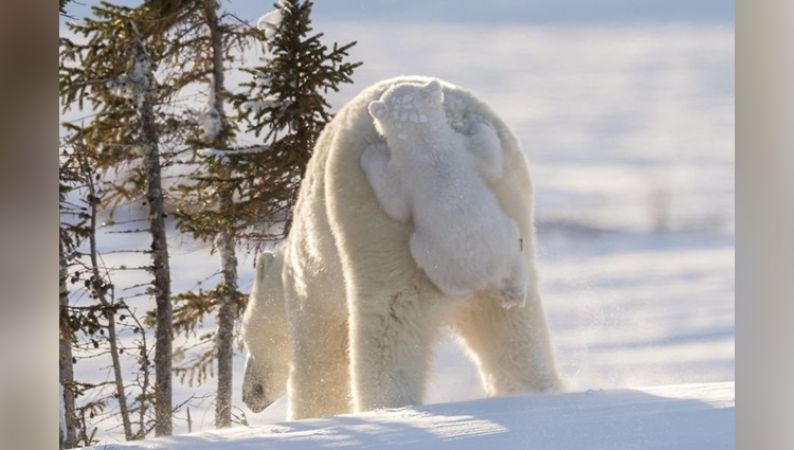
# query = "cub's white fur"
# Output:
<box><xmin>241</xmin><ymin>76</ymin><xmax>562</xmax><ymax>420</ymax></box>
<box><xmin>362</xmin><ymin>80</ymin><xmax>528</xmax><ymax>308</ymax></box>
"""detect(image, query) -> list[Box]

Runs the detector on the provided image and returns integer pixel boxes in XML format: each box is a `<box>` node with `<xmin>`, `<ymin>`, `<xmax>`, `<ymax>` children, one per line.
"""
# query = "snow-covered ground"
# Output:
<box><xmin>86</xmin><ymin>382</ymin><xmax>734</xmax><ymax>449</ymax></box>
<box><xmin>68</xmin><ymin>21</ymin><xmax>733</xmax><ymax>447</ymax></box>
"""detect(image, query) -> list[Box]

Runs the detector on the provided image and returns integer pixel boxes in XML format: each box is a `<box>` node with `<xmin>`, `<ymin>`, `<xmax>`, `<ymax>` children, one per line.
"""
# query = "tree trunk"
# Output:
<box><xmin>133</xmin><ymin>33</ymin><xmax>173</xmax><ymax>437</ymax></box>
<box><xmin>85</xmin><ymin>170</ymin><xmax>133</xmax><ymax>440</ymax></box>
<box><xmin>59</xmin><ymin>240</ymin><xmax>78</xmax><ymax>449</ymax></box>
<box><xmin>203</xmin><ymin>0</ymin><xmax>239</xmax><ymax>429</ymax></box>
<box><xmin>214</xmin><ymin>230</ymin><xmax>238</xmax><ymax>428</ymax></box>
<box><xmin>126</xmin><ymin>300</ymin><xmax>150</xmax><ymax>440</ymax></box>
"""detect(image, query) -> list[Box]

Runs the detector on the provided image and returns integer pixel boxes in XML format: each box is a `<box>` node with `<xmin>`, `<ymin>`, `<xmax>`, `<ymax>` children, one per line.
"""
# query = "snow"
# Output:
<box><xmin>83</xmin><ymin>381</ymin><xmax>734</xmax><ymax>449</ymax></box>
<box><xmin>197</xmin><ymin>108</ymin><xmax>222</xmax><ymax>142</ymax></box>
<box><xmin>127</xmin><ymin>50</ymin><xmax>150</xmax><ymax>91</ymax></box>
<box><xmin>241</xmin><ymin>99</ymin><xmax>279</xmax><ymax>113</ymax></box>
<box><xmin>197</xmin><ymin>89</ymin><xmax>222</xmax><ymax>142</ymax></box>
<box><xmin>199</xmin><ymin>146</ymin><xmax>270</xmax><ymax>163</ymax></box>
<box><xmin>198</xmin><ymin>147</ymin><xmax>231</xmax><ymax>163</ymax></box>
<box><xmin>257</xmin><ymin>3</ymin><xmax>285</xmax><ymax>42</ymax></box>
<box><xmin>106</xmin><ymin>41</ymin><xmax>152</xmax><ymax>107</ymax></box>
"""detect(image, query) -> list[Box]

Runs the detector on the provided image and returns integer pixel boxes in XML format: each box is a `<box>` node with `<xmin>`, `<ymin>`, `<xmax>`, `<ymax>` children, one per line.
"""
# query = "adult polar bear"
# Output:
<box><xmin>242</xmin><ymin>76</ymin><xmax>563</xmax><ymax>420</ymax></box>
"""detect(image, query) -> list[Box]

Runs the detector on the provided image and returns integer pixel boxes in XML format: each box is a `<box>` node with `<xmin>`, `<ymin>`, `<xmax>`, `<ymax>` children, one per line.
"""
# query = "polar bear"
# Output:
<box><xmin>241</xmin><ymin>76</ymin><xmax>563</xmax><ymax>420</ymax></box>
<box><xmin>361</xmin><ymin>80</ymin><xmax>528</xmax><ymax>308</ymax></box>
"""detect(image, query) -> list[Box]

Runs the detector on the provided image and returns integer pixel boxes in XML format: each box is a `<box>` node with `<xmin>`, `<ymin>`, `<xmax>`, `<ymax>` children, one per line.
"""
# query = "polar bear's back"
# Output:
<box><xmin>288</xmin><ymin>76</ymin><xmax>536</xmax><ymax>309</ymax></box>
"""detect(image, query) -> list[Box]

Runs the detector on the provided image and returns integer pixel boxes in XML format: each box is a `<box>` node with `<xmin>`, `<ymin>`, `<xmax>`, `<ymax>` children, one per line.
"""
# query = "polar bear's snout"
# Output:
<box><xmin>242</xmin><ymin>354</ymin><xmax>278</xmax><ymax>413</ymax></box>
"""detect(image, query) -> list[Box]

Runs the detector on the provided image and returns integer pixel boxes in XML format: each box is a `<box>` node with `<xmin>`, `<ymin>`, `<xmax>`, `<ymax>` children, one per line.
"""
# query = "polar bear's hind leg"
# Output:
<box><xmin>452</xmin><ymin>293</ymin><xmax>563</xmax><ymax>396</ymax></box>
<box><xmin>350</xmin><ymin>282</ymin><xmax>444</xmax><ymax>411</ymax></box>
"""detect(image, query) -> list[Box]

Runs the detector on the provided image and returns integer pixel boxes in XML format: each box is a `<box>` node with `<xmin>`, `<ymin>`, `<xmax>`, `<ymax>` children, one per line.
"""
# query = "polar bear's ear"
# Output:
<box><xmin>421</xmin><ymin>80</ymin><xmax>443</xmax><ymax>103</ymax></box>
<box><xmin>368</xmin><ymin>101</ymin><xmax>387</xmax><ymax>120</ymax></box>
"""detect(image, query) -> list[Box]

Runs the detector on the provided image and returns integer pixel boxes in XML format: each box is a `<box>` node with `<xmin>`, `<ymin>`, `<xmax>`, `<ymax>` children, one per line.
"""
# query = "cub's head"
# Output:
<box><xmin>368</xmin><ymin>80</ymin><xmax>445</xmax><ymax>140</ymax></box>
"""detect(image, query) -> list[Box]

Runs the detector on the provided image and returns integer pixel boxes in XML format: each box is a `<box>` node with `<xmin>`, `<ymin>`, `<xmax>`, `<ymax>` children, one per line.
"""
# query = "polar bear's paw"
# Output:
<box><xmin>463</xmin><ymin>113</ymin><xmax>504</xmax><ymax>182</ymax></box>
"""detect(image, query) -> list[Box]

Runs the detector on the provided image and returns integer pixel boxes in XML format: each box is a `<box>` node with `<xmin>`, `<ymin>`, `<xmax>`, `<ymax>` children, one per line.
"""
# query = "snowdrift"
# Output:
<box><xmin>85</xmin><ymin>381</ymin><xmax>733</xmax><ymax>449</ymax></box>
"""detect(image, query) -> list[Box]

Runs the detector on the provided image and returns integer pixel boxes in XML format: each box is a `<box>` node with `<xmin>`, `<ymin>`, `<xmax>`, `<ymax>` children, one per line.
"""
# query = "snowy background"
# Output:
<box><xmin>61</xmin><ymin>1</ymin><xmax>734</xmax><ymax>443</ymax></box>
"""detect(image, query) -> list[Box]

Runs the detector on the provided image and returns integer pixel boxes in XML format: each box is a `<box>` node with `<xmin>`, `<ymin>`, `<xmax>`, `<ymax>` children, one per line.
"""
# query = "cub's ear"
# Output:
<box><xmin>421</xmin><ymin>80</ymin><xmax>443</xmax><ymax>103</ymax></box>
<box><xmin>368</xmin><ymin>100</ymin><xmax>386</xmax><ymax>120</ymax></box>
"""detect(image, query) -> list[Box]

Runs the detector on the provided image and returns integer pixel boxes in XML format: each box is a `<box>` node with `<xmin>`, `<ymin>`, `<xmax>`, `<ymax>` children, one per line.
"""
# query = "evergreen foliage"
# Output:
<box><xmin>229</xmin><ymin>0</ymin><xmax>361</xmax><ymax>241</ymax></box>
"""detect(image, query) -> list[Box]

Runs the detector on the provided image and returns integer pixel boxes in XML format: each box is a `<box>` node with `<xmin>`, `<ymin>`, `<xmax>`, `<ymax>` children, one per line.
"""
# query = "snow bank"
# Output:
<box><xmin>83</xmin><ymin>381</ymin><xmax>733</xmax><ymax>449</ymax></box>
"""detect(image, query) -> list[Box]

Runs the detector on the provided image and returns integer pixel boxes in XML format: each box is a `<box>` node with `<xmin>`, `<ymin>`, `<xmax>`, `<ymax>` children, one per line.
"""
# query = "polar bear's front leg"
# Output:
<box><xmin>284</xmin><ymin>282</ymin><xmax>352</xmax><ymax>419</ymax></box>
<box><xmin>360</xmin><ymin>142</ymin><xmax>411</xmax><ymax>222</ymax></box>
<box><xmin>465</xmin><ymin>114</ymin><xmax>504</xmax><ymax>183</ymax></box>
<box><xmin>287</xmin><ymin>316</ymin><xmax>351</xmax><ymax>419</ymax></box>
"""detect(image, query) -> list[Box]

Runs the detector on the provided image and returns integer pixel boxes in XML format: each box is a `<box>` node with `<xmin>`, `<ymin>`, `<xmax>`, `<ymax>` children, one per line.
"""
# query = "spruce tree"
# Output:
<box><xmin>60</xmin><ymin>3</ymin><xmax>178</xmax><ymax>436</ymax></box>
<box><xmin>233</xmin><ymin>0</ymin><xmax>362</xmax><ymax>240</ymax></box>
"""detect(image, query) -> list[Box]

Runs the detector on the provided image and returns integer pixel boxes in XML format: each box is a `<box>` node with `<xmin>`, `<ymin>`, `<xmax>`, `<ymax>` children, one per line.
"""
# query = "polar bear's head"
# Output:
<box><xmin>368</xmin><ymin>80</ymin><xmax>445</xmax><ymax>140</ymax></box>
<box><xmin>241</xmin><ymin>250</ymin><xmax>290</xmax><ymax>413</ymax></box>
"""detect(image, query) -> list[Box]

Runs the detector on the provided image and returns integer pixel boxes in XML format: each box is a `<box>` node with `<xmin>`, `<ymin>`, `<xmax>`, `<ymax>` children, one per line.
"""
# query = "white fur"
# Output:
<box><xmin>362</xmin><ymin>80</ymin><xmax>528</xmax><ymax>307</ymax></box>
<box><xmin>241</xmin><ymin>251</ymin><xmax>290</xmax><ymax>413</ymax></box>
<box><xmin>241</xmin><ymin>76</ymin><xmax>563</xmax><ymax>420</ymax></box>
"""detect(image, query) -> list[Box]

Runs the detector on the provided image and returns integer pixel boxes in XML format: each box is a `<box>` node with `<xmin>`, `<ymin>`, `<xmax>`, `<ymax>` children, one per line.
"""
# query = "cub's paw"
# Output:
<box><xmin>463</xmin><ymin>113</ymin><xmax>494</xmax><ymax>134</ymax></box>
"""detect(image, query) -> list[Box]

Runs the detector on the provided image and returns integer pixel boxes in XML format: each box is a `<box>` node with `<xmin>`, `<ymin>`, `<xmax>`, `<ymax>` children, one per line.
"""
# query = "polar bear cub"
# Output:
<box><xmin>361</xmin><ymin>80</ymin><xmax>528</xmax><ymax>307</ymax></box>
